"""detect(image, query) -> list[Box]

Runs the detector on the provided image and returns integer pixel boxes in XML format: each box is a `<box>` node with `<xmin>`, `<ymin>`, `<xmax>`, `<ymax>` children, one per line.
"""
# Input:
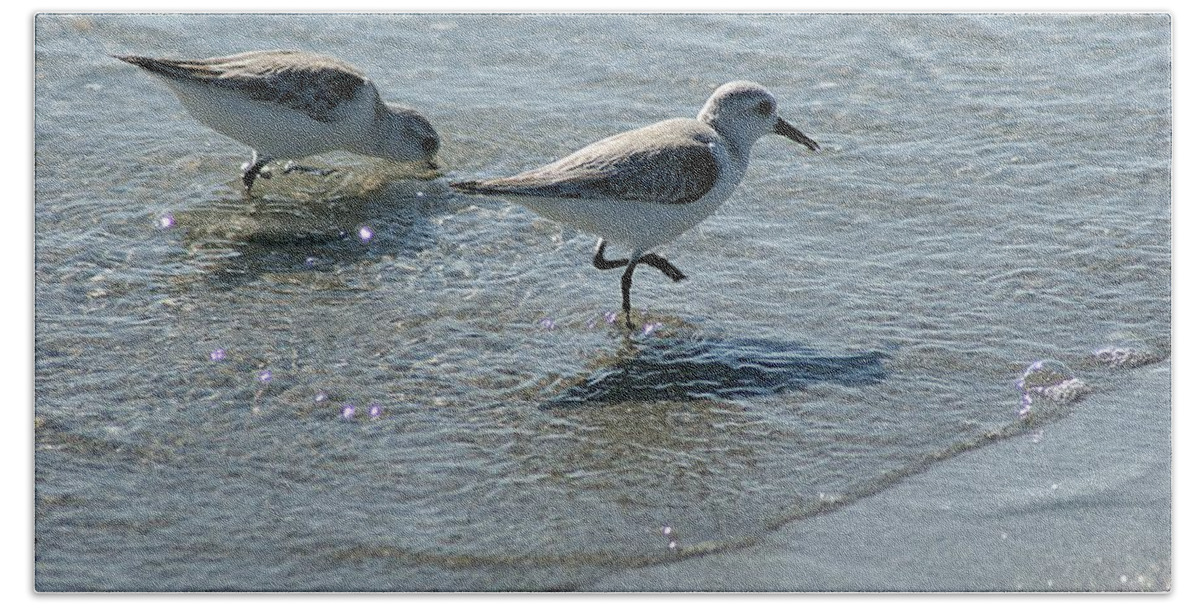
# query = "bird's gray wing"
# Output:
<box><xmin>451</xmin><ymin>120</ymin><xmax>721</xmax><ymax>205</ymax></box>
<box><xmin>115</xmin><ymin>50</ymin><xmax>368</xmax><ymax>123</ymax></box>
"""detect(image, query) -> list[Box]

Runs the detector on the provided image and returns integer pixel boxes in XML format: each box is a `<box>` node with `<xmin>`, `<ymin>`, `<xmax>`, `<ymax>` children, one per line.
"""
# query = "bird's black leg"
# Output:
<box><xmin>638</xmin><ymin>253</ymin><xmax>687</xmax><ymax>283</ymax></box>
<box><xmin>593</xmin><ymin>239</ymin><xmax>637</xmax><ymax>328</ymax></box>
<box><xmin>593</xmin><ymin>238</ymin><xmax>629</xmax><ymax>270</ymax></box>
<box><xmin>596</xmin><ymin>240</ymin><xmax>684</xmax><ymax>328</ymax></box>
<box><xmin>241</xmin><ymin>152</ymin><xmax>272</xmax><ymax>195</ymax></box>
<box><xmin>280</xmin><ymin>161</ymin><xmax>337</xmax><ymax>178</ymax></box>
<box><xmin>621</xmin><ymin>258</ymin><xmax>639</xmax><ymax>329</ymax></box>
<box><xmin>594</xmin><ymin>238</ymin><xmax>685</xmax><ymax>282</ymax></box>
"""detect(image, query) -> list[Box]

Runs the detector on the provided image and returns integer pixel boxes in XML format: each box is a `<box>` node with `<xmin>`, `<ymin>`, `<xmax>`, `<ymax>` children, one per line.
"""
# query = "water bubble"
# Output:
<box><xmin>1016</xmin><ymin>392</ymin><xmax>1033</xmax><ymax>420</ymax></box>
<box><xmin>157</xmin><ymin>213</ymin><xmax>175</xmax><ymax>229</ymax></box>
<box><xmin>369</xmin><ymin>404</ymin><xmax>383</xmax><ymax>419</ymax></box>
<box><xmin>314</xmin><ymin>391</ymin><xmax>328</xmax><ymax>403</ymax></box>
<box><xmin>208</xmin><ymin>348</ymin><xmax>226</xmax><ymax>362</ymax></box>
<box><xmin>304</xmin><ymin>256</ymin><xmax>319</xmax><ymax>268</ymax></box>
<box><xmin>661</xmin><ymin>524</ymin><xmax>680</xmax><ymax>551</ymax></box>
<box><xmin>1017</xmin><ymin>360</ymin><xmax>1074</xmax><ymax>390</ymax></box>
<box><xmin>1015</xmin><ymin>359</ymin><xmax>1090</xmax><ymax>417</ymax></box>
<box><xmin>1092</xmin><ymin>345</ymin><xmax>1160</xmax><ymax>369</ymax></box>
<box><xmin>257</xmin><ymin>369</ymin><xmax>272</xmax><ymax>384</ymax></box>
<box><xmin>416</xmin><ymin>191</ymin><xmax>426</xmax><ymax>198</ymax></box>
<box><xmin>358</xmin><ymin>225</ymin><xmax>375</xmax><ymax>243</ymax></box>
<box><xmin>341</xmin><ymin>404</ymin><xmax>356</xmax><ymax>420</ymax></box>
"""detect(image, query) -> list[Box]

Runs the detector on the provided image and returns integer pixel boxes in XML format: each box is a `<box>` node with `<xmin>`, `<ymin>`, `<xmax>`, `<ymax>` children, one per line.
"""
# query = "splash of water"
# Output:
<box><xmin>1014</xmin><ymin>359</ymin><xmax>1090</xmax><ymax>419</ymax></box>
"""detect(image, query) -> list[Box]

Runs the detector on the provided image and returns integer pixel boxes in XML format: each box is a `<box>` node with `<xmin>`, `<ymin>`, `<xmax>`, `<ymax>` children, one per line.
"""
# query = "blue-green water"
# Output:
<box><xmin>34</xmin><ymin>14</ymin><xmax>1170</xmax><ymax>591</ymax></box>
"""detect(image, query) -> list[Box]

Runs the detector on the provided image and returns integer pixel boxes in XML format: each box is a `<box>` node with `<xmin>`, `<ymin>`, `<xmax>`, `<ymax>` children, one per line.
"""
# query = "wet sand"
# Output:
<box><xmin>588</xmin><ymin>361</ymin><xmax>1171</xmax><ymax>592</ymax></box>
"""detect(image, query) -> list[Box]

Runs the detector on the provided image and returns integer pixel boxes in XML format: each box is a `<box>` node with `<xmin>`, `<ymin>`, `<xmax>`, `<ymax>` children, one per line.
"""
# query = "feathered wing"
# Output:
<box><xmin>452</xmin><ymin>119</ymin><xmax>721</xmax><ymax>205</ymax></box>
<box><xmin>115</xmin><ymin>50</ymin><xmax>368</xmax><ymax>123</ymax></box>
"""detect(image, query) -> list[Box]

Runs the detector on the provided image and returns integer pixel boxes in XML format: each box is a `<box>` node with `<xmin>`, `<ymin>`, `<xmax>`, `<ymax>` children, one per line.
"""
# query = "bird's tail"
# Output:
<box><xmin>111</xmin><ymin>54</ymin><xmax>203</xmax><ymax>81</ymax></box>
<box><xmin>448</xmin><ymin>179</ymin><xmax>505</xmax><ymax>195</ymax></box>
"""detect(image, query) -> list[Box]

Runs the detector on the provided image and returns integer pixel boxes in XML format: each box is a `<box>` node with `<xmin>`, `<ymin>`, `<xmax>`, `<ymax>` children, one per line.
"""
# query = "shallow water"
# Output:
<box><xmin>34</xmin><ymin>14</ymin><xmax>1170</xmax><ymax>591</ymax></box>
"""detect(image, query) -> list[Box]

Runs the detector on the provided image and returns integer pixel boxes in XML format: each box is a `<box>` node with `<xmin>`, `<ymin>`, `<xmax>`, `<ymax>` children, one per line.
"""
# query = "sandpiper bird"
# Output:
<box><xmin>450</xmin><ymin>81</ymin><xmax>819</xmax><ymax>329</ymax></box>
<box><xmin>114</xmin><ymin>50</ymin><xmax>441</xmax><ymax>194</ymax></box>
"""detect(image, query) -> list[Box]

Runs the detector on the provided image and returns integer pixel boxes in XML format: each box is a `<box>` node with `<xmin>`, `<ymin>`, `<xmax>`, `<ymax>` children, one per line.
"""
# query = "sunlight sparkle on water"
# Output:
<box><xmin>661</xmin><ymin>525</ymin><xmax>681</xmax><ymax>552</ymax></box>
<box><xmin>157</xmin><ymin>213</ymin><xmax>175</xmax><ymax>229</ymax></box>
<box><xmin>341</xmin><ymin>404</ymin><xmax>356</xmax><ymax>420</ymax></box>
<box><xmin>257</xmin><ymin>369</ymin><xmax>272</xmax><ymax>384</ymax></box>
<box><xmin>208</xmin><ymin>348</ymin><xmax>226</xmax><ymax>362</ymax></box>
<box><xmin>358</xmin><ymin>225</ymin><xmax>374</xmax><ymax>243</ymax></box>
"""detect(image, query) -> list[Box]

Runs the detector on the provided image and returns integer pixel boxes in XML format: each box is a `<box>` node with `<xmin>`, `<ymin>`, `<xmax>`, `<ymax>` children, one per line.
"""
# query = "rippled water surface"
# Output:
<box><xmin>34</xmin><ymin>14</ymin><xmax>1170</xmax><ymax>590</ymax></box>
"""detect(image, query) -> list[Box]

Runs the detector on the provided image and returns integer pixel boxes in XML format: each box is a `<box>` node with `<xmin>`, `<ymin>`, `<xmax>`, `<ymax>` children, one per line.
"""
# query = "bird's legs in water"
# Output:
<box><xmin>240</xmin><ymin>151</ymin><xmax>337</xmax><ymax>195</ymax></box>
<box><xmin>240</xmin><ymin>152</ymin><xmax>272</xmax><ymax>194</ymax></box>
<box><xmin>592</xmin><ymin>238</ymin><xmax>687</xmax><ymax>328</ymax></box>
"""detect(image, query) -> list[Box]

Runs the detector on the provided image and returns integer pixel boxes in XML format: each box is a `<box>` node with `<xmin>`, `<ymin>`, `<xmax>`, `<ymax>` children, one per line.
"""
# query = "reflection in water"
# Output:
<box><xmin>167</xmin><ymin>170</ymin><xmax>453</xmax><ymax>288</ymax></box>
<box><xmin>546</xmin><ymin>334</ymin><xmax>888</xmax><ymax>407</ymax></box>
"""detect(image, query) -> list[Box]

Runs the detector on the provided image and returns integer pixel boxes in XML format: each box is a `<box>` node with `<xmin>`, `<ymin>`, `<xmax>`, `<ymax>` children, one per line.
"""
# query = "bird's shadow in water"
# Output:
<box><xmin>543</xmin><ymin>333</ymin><xmax>889</xmax><ymax>409</ymax></box>
<box><xmin>167</xmin><ymin>167</ymin><xmax>456</xmax><ymax>290</ymax></box>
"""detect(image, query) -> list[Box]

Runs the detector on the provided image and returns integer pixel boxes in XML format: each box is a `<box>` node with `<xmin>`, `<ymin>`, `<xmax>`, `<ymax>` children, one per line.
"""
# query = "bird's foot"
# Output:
<box><xmin>240</xmin><ymin>155</ymin><xmax>274</xmax><ymax>196</ymax></box>
<box><xmin>280</xmin><ymin>161</ymin><xmax>337</xmax><ymax>177</ymax></box>
<box><xmin>638</xmin><ymin>253</ymin><xmax>687</xmax><ymax>283</ymax></box>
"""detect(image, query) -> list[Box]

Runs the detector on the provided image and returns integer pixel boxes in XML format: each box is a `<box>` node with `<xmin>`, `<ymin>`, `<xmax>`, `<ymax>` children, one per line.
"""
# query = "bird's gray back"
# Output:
<box><xmin>117</xmin><ymin>50</ymin><xmax>371</xmax><ymax>123</ymax></box>
<box><xmin>454</xmin><ymin>118</ymin><xmax>722</xmax><ymax>205</ymax></box>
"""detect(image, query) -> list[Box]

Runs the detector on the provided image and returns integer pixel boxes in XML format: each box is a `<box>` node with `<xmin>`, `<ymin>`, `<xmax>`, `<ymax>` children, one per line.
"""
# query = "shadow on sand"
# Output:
<box><xmin>545</xmin><ymin>334</ymin><xmax>888</xmax><ymax>408</ymax></box>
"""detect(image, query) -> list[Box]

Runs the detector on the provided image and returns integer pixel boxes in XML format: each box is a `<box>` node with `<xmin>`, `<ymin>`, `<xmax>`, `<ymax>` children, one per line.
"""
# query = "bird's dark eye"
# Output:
<box><xmin>756</xmin><ymin>100</ymin><xmax>775</xmax><ymax>115</ymax></box>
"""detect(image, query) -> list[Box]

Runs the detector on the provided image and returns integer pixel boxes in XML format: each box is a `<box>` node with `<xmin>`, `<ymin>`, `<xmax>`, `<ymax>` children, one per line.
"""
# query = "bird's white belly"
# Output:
<box><xmin>511</xmin><ymin>181</ymin><xmax>738</xmax><ymax>254</ymax></box>
<box><xmin>161</xmin><ymin>79</ymin><xmax>357</xmax><ymax>159</ymax></box>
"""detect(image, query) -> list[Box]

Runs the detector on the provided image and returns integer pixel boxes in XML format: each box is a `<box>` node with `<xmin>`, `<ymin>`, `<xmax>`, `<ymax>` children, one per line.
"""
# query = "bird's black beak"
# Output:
<box><xmin>775</xmin><ymin>117</ymin><xmax>820</xmax><ymax>151</ymax></box>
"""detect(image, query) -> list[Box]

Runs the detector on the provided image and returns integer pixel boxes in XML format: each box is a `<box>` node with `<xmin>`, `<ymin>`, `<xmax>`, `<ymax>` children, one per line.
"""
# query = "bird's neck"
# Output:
<box><xmin>345</xmin><ymin>104</ymin><xmax>390</xmax><ymax>157</ymax></box>
<box><xmin>698</xmin><ymin>111</ymin><xmax>756</xmax><ymax>163</ymax></box>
